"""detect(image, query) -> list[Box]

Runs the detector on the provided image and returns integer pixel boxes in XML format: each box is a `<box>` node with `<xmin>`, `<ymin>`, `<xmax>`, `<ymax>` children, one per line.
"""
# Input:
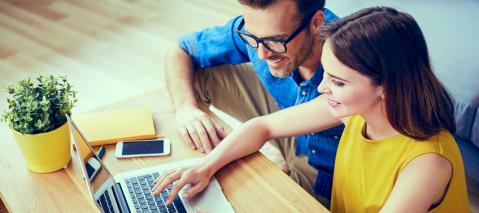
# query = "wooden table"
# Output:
<box><xmin>0</xmin><ymin>90</ymin><xmax>328</xmax><ymax>213</ymax></box>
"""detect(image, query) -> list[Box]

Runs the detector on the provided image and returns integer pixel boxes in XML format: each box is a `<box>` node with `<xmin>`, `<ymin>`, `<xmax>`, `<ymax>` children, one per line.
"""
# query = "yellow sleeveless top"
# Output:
<box><xmin>331</xmin><ymin>115</ymin><xmax>470</xmax><ymax>213</ymax></box>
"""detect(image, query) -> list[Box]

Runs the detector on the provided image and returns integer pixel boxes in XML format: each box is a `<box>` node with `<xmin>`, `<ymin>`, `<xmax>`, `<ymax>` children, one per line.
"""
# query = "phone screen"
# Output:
<box><xmin>122</xmin><ymin>139</ymin><xmax>164</xmax><ymax>155</ymax></box>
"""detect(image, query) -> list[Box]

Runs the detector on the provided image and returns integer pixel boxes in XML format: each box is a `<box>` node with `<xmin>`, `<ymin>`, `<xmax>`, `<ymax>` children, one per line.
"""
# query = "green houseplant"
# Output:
<box><xmin>2</xmin><ymin>75</ymin><xmax>77</xmax><ymax>173</ymax></box>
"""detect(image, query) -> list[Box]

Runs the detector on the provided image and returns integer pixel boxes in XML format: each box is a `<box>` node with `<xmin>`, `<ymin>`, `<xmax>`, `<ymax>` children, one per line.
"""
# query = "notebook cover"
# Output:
<box><xmin>72</xmin><ymin>107</ymin><xmax>156</xmax><ymax>146</ymax></box>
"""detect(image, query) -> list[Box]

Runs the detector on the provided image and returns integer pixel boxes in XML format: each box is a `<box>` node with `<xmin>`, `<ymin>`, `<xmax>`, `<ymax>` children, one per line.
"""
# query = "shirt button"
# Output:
<box><xmin>311</xmin><ymin>149</ymin><xmax>317</xmax><ymax>154</ymax></box>
<box><xmin>334</xmin><ymin>135</ymin><xmax>339</xmax><ymax>139</ymax></box>
<box><xmin>301</xmin><ymin>91</ymin><xmax>306</xmax><ymax>96</ymax></box>
<box><xmin>310</xmin><ymin>133</ymin><xmax>314</xmax><ymax>136</ymax></box>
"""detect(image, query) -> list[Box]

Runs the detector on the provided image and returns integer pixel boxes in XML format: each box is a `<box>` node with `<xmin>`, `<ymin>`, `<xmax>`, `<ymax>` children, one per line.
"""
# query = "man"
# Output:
<box><xmin>164</xmin><ymin>0</ymin><xmax>343</xmax><ymax>206</ymax></box>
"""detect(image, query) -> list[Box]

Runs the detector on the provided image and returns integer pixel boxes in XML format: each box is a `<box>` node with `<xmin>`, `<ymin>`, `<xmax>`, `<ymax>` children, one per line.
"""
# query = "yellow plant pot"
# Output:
<box><xmin>12</xmin><ymin>123</ymin><xmax>71</xmax><ymax>173</ymax></box>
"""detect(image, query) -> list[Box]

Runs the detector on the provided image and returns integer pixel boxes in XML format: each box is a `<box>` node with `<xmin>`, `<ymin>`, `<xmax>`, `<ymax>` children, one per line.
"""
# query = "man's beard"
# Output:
<box><xmin>268</xmin><ymin>56</ymin><xmax>296</xmax><ymax>78</ymax></box>
<box><xmin>268</xmin><ymin>33</ymin><xmax>314</xmax><ymax>78</ymax></box>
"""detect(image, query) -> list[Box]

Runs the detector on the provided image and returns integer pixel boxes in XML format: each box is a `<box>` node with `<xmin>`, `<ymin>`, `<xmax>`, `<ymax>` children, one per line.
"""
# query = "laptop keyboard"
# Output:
<box><xmin>126</xmin><ymin>172</ymin><xmax>187</xmax><ymax>213</ymax></box>
<box><xmin>97</xmin><ymin>190</ymin><xmax>115</xmax><ymax>213</ymax></box>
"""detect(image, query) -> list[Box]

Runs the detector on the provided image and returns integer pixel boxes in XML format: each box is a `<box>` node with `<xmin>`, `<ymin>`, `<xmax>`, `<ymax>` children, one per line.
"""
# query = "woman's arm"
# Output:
<box><xmin>152</xmin><ymin>95</ymin><xmax>342</xmax><ymax>204</ymax></box>
<box><xmin>380</xmin><ymin>153</ymin><xmax>453</xmax><ymax>213</ymax></box>
<box><xmin>205</xmin><ymin>95</ymin><xmax>343</xmax><ymax>174</ymax></box>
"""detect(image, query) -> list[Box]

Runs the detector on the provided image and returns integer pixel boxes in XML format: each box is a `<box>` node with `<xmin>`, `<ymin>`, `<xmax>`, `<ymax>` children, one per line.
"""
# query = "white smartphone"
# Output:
<box><xmin>115</xmin><ymin>138</ymin><xmax>171</xmax><ymax>158</ymax></box>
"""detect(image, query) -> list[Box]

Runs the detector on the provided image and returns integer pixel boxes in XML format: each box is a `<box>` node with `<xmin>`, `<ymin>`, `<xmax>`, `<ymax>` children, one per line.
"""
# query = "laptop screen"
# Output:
<box><xmin>68</xmin><ymin>115</ymin><xmax>115</xmax><ymax>201</ymax></box>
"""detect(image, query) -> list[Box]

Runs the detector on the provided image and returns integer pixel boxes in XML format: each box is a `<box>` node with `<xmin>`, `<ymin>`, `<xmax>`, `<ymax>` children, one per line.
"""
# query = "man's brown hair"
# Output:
<box><xmin>237</xmin><ymin>0</ymin><xmax>325</xmax><ymax>18</ymax></box>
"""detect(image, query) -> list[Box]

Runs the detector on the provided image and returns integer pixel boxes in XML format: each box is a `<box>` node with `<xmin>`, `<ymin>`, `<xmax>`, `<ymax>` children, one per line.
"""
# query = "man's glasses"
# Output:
<box><xmin>236</xmin><ymin>13</ymin><xmax>315</xmax><ymax>54</ymax></box>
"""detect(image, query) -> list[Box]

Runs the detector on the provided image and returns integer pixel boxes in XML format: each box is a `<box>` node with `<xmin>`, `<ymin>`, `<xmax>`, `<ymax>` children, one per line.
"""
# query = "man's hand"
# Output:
<box><xmin>176</xmin><ymin>106</ymin><xmax>227</xmax><ymax>153</ymax></box>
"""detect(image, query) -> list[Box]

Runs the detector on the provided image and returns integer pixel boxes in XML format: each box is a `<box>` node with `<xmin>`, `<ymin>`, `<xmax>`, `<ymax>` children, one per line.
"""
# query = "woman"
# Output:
<box><xmin>152</xmin><ymin>7</ymin><xmax>470</xmax><ymax>212</ymax></box>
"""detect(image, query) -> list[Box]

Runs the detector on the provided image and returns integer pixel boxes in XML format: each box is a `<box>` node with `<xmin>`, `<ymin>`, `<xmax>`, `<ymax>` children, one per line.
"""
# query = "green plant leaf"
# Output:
<box><xmin>1</xmin><ymin>75</ymin><xmax>77</xmax><ymax>134</ymax></box>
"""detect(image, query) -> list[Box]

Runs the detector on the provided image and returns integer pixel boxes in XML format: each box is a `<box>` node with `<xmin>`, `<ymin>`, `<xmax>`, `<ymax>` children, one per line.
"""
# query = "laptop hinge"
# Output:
<box><xmin>112</xmin><ymin>183</ymin><xmax>130</xmax><ymax>213</ymax></box>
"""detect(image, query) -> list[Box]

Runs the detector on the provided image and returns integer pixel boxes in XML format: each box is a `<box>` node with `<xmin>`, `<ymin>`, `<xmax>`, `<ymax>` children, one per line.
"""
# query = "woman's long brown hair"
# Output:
<box><xmin>321</xmin><ymin>7</ymin><xmax>455</xmax><ymax>140</ymax></box>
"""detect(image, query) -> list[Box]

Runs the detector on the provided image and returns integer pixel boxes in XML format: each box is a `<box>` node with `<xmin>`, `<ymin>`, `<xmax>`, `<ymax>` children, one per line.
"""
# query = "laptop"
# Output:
<box><xmin>66</xmin><ymin>114</ymin><xmax>235</xmax><ymax>213</ymax></box>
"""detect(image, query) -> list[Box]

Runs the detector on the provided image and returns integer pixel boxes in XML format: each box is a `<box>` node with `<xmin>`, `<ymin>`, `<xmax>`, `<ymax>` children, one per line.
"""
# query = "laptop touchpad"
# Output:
<box><xmin>181</xmin><ymin>179</ymin><xmax>234</xmax><ymax>213</ymax></box>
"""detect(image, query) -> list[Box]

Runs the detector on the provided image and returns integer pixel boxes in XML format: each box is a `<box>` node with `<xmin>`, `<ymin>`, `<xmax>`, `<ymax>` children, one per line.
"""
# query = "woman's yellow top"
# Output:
<box><xmin>331</xmin><ymin>115</ymin><xmax>470</xmax><ymax>212</ymax></box>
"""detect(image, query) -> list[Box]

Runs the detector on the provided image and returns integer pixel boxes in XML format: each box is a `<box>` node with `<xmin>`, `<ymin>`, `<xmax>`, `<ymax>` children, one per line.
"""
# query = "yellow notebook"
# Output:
<box><xmin>72</xmin><ymin>107</ymin><xmax>156</xmax><ymax>146</ymax></box>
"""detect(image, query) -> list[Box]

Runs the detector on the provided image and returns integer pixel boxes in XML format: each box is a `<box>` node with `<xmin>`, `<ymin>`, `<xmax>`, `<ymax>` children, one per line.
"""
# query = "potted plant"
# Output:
<box><xmin>1</xmin><ymin>75</ymin><xmax>77</xmax><ymax>173</ymax></box>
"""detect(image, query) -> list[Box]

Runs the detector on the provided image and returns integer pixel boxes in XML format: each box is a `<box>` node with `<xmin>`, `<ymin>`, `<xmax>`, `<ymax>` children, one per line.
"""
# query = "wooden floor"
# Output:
<box><xmin>0</xmin><ymin>0</ymin><xmax>241</xmax><ymax>113</ymax></box>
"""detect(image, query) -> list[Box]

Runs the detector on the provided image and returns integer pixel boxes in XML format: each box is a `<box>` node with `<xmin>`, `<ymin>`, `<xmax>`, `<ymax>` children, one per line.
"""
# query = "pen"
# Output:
<box><xmin>97</xmin><ymin>146</ymin><xmax>105</xmax><ymax>159</ymax></box>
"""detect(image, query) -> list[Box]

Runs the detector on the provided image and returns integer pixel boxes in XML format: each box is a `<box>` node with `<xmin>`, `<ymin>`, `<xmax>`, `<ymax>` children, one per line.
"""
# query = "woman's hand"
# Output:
<box><xmin>151</xmin><ymin>163</ymin><xmax>214</xmax><ymax>205</ymax></box>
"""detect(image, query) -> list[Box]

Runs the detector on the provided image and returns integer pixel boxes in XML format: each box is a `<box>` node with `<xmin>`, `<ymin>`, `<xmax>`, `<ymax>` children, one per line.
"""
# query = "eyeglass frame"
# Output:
<box><xmin>235</xmin><ymin>12</ymin><xmax>316</xmax><ymax>54</ymax></box>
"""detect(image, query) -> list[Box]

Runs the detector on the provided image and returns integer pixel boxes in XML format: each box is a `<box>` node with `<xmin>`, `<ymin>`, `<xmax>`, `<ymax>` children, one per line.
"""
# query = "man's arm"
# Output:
<box><xmin>165</xmin><ymin>45</ymin><xmax>197</xmax><ymax>111</ymax></box>
<box><xmin>164</xmin><ymin>16</ymin><xmax>249</xmax><ymax>153</ymax></box>
<box><xmin>164</xmin><ymin>45</ymin><xmax>226</xmax><ymax>153</ymax></box>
